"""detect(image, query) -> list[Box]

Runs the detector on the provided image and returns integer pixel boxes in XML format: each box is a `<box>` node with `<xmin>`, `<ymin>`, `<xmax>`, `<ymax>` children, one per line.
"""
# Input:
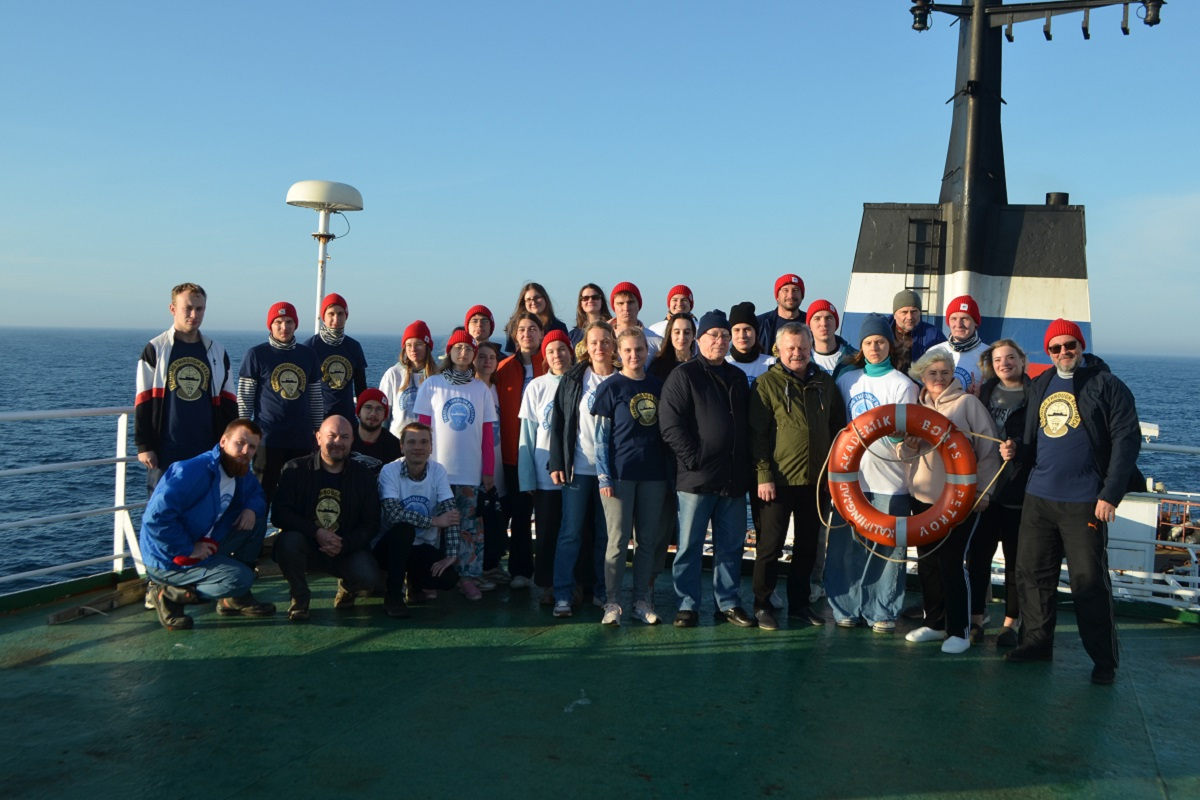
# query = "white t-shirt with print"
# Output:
<box><xmin>413</xmin><ymin>376</ymin><xmax>499</xmax><ymax>486</ymax></box>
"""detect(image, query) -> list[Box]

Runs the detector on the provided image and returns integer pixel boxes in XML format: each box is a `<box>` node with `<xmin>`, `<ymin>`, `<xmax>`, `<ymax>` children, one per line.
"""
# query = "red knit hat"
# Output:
<box><xmin>666</xmin><ymin>284</ymin><xmax>693</xmax><ymax>307</ymax></box>
<box><xmin>445</xmin><ymin>329</ymin><xmax>476</xmax><ymax>355</ymax></box>
<box><xmin>1043</xmin><ymin>318</ymin><xmax>1086</xmax><ymax>353</ymax></box>
<box><xmin>945</xmin><ymin>295</ymin><xmax>981</xmax><ymax>326</ymax></box>
<box><xmin>775</xmin><ymin>274</ymin><xmax>804</xmax><ymax>299</ymax></box>
<box><xmin>266</xmin><ymin>301</ymin><xmax>298</xmax><ymax>329</ymax></box>
<box><xmin>806</xmin><ymin>299</ymin><xmax>839</xmax><ymax>330</ymax></box>
<box><xmin>463</xmin><ymin>304</ymin><xmax>494</xmax><ymax>330</ymax></box>
<box><xmin>355</xmin><ymin>388</ymin><xmax>389</xmax><ymax>417</ymax></box>
<box><xmin>541</xmin><ymin>329</ymin><xmax>573</xmax><ymax>360</ymax></box>
<box><xmin>402</xmin><ymin>320</ymin><xmax>433</xmax><ymax>347</ymax></box>
<box><xmin>610</xmin><ymin>281</ymin><xmax>642</xmax><ymax>309</ymax></box>
<box><xmin>321</xmin><ymin>293</ymin><xmax>348</xmax><ymax>316</ymax></box>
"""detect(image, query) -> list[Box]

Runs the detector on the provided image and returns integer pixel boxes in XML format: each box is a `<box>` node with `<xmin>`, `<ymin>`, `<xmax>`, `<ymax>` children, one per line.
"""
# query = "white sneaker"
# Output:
<box><xmin>510</xmin><ymin>576</ymin><xmax>531</xmax><ymax>590</ymax></box>
<box><xmin>871</xmin><ymin>620</ymin><xmax>896</xmax><ymax>634</ymax></box>
<box><xmin>601</xmin><ymin>603</ymin><xmax>621</xmax><ymax>625</ymax></box>
<box><xmin>553</xmin><ymin>600</ymin><xmax>572</xmax><ymax>618</ymax></box>
<box><xmin>905</xmin><ymin>626</ymin><xmax>947</xmax><ymax>643</ymax></box>
<box><xmin>632</xmin><ymin>601</ymin><xmax>660</xmax><ymax>625</ymax></box>
<box><xmin>474</xmin><ymin>578</ymin><xmax>497</xmax><ymax>592</ymax></box>
<box><xmin>941</xmin><ymin>635</ymin><xmax>971</xmax><ymax>654</ymax></box>
<box><xmin>808</xmin><ymin>582</ymin><xmax>825</xmax><ymax>604</ymax></box>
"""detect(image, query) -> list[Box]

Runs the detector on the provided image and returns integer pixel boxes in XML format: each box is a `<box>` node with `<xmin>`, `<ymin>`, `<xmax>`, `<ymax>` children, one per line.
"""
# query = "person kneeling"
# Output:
<box><xmin>139</xmin><ymin>419</ymin><xmax>275</xmax><ymax>630</ymax></box>
<box><xmin>271</xmin><ymin>415</ymin><xmax>383</xmax><ymax>621</ymax></box>
<box><xmin>376</xmin><ymin>422</ymin><xmax>469</xmax><ymax>617</ymax></box>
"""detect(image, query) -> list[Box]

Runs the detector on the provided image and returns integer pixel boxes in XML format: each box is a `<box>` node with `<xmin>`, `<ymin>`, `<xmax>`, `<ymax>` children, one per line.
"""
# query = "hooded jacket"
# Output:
<box><xmin>903</xmin><ymin>379</ymin><xmax>1001</xmax><ymax>506</ymax></box>
<box><xmin>749</xmin><ymin>361</ymin><xmax>845</xmax><ymax>487</ymax></box>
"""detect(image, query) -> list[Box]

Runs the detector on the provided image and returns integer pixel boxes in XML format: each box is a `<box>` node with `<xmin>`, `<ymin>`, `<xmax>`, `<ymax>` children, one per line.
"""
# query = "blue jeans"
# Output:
<box><xmin>553</xmin><ymin>474</ymin><xmax>607</xmax><ymax>603</ymax></box>
<box><xmin>824</xmin><ymin>492</ymin><xmax>910</xmax><ymax>624</ymax></box>
<box><xmin>146</xmin><ymin>516</ymin><xmax>267</xmax><ymax>601</ymax></box>
<box><xmin>673</xmin><ymin>491</ymin><xmax>745</xmax><ymax>613</ymax></box>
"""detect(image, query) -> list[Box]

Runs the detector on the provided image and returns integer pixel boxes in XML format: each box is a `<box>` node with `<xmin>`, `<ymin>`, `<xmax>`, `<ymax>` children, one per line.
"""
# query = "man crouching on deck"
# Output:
<box><xmin>139</xmin><ymin>419</ymin><xmax>276</xmax><ymax>631</ymax></box>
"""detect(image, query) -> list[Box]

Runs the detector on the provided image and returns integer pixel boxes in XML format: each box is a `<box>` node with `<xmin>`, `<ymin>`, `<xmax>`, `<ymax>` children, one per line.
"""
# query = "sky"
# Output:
<box><xmin>2</xmin><ymin>1</ymin><xmax>1195</xmax><ymax>354</ymax></box>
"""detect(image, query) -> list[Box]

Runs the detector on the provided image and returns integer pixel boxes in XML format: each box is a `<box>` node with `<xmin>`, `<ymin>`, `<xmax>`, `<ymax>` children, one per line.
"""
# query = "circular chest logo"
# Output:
<box><xmin>849</xmin><ymin>391</ymin><xmax>880</xmax><ymax>419</ymax></box>
<box><xmin>270</xmin><ymin>363</ymin><xmax>307</xmax><ymax>400</ymax></box>
<box><xmin>954</xmin><ymin>366</ymin><xmax>974</xmax><ymax>392</ymax></box>
<box><xmin>629</xmin><ymin>393</ymin><xmax>658</xmax><ymax>426</ymax></box>
<box><xmin>541</xmin><ymin>400</ymin><xmax>555</xmax><ymax>431</ymax></box>
<box><xmin>315</xmin><ymin>489</ymin><xmax>341</xmax><ymax>531</ymax></box>
<box><xmin>321</xmin><ymin>355</ymin><xmax>353</xmax><ymax>389</ymax></box>
<box><xmin>168</xmin><ymin>357</ymin><xmax>210</xmax><ymax>401</ymax></box>
<box><xmin>401</xmin><ymin>494</ymin><xmax>433</xmax><ymax>518</ymax></box>
<box><xmin>442</xmin><ymin>397</ymin><xmax>476</xmax><ymax>432</ymax></box>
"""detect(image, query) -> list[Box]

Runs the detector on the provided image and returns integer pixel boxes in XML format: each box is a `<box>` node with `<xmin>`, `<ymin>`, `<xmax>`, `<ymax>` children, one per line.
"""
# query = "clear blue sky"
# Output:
<box><xmin>2</xmin><ymin>1</ymin><xmax>1195</xmax><ymax>354</ymax></box>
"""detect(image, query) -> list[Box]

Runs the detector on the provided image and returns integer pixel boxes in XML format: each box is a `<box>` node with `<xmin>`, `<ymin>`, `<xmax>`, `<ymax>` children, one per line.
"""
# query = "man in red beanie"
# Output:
<box><xmin>755</xmin><ymin>273</ymin><xmax>805</xmax><ymax>357</ymax></box>
<box><xmin>237</xmin><ymin>301</ymin><xmax>323</xmax><ymax>506</ymax></box>
<box><xmin>999</xmin><ymin>318</ymin><xmax>1142</xmax><ymax>685</ymax></box>
<box><xmin>648</xmin><ymin>285</ymin><xmax>695</xmax><ymax>339</ymax></box>
<box><xmin>928</xmin><ymin>294</ymin><xmax>988</xmax><ymax>395</ymax></box>
<box><xmin>610</xmin><ymin>281</ymin><xmax>664</xmax><ymax>364</ymax></box>
<box><xmin>135</xmin><ymin>282</ymin><xmax>238</xmax><ymax>496</ymax></box>
<box><xmin>350</xmin><ymin>388</ymin><xmax>401</xmax><ymax>470</ymax></box>
<box><xmin>305</xmin><ymin>293</ymin><xmax>369</xmax><ymax>424</ymax></box>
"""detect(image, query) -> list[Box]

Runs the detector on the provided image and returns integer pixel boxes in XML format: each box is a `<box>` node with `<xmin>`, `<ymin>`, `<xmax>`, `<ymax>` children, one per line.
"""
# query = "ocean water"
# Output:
<box><xmin>1</xmin><ymin>327</ymin><xmax>1196</xmax><ymax>591</ymax></box>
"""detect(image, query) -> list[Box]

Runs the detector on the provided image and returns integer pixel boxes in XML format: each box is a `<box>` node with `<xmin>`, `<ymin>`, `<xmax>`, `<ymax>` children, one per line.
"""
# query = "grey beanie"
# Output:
<box><xmin>858</xmin><ymin>313</ymin><xmax>895</xmax><ymax>346</ymax></box>
<box><xmin>696</xmin><ymin>309</ymin><xmax>730</xmax><ymax>338</ymax></box>
<box><xmin>893</xmin><ymin>289</ymin><xmax>922</xmax><ymax>313</ymax></box>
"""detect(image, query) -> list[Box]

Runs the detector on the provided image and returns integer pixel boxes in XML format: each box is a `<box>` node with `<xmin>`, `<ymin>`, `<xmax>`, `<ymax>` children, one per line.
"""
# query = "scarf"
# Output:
<box><xmin>444</xmin><ymin>368</ymin><xmax>475</xmax><ymax>386</ymax></box>
<box><xmin>948</xmin><ymin>332</ymin><xmax>981</xmax><ymax>353</ymax></box>
<box><xmin>268</xmin><ymin>336</ymin><xmax>296</xmax><ymax>351</ymax></box>
<box><xmin>864</xmin><ymin>360</ymin><xmax>893</xmax><ymax>377</ymax></box>
<box><xmin>730</xmin><ymin>347</ymin><xmax>758</xmax><ymax>364</ymax></box>
<box><xmin>318</xmin><ymin>322</ymin><xmax>345</xmax><ymax>346</ymax></box>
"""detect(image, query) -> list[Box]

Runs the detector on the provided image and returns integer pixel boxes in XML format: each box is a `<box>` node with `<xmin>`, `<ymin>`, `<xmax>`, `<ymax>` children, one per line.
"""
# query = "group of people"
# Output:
<box><xmin>134</xmin><ymin>276</ymin><xmax>1141</xmax><ymax>685</ymax></box>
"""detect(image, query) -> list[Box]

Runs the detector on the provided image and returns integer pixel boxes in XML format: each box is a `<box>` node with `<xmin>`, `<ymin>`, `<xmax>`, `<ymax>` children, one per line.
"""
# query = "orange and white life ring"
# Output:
<box><xmin>827</xmin><ymin>403</ymin><xmax>977</xmax><ymax>548</ymax></box>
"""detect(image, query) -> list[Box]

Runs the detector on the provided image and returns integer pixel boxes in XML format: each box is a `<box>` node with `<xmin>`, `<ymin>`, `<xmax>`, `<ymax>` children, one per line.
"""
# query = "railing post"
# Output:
<box><xmin>114</xmin><ymin>413</ymin><xmax>129</xmax><ymax>574</ymax></box>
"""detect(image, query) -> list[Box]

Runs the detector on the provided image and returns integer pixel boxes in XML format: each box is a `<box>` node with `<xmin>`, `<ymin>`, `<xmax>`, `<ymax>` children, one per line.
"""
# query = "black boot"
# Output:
<box><xmin>151</xmin><ymin>584</ymin><xmax>194</xmax><ymax>630</ymax></box>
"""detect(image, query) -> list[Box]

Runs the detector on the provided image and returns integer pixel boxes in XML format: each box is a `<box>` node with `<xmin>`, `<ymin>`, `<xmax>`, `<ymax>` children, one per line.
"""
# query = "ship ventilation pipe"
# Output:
<box><xmin>1046</xmin><ymin>192</ymin><xmax>1070</xmax><ymax>206</ymax></box>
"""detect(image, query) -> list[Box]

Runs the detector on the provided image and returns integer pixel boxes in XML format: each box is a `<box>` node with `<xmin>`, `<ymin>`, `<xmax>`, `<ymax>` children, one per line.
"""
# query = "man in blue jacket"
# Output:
<box><xmin>139</xmin><ymin>419</ymin><xmax>275</xmax><ymax>630</ymax></box>
<box><xmin>1000</xmin><ymin>319</ymin><xmax>1141</xmax><ymax>685</ymax></box>
<box><xmin>887</xmin><ymin>289</ymin><xmax>946</xmax><ymax>377</ymax></box>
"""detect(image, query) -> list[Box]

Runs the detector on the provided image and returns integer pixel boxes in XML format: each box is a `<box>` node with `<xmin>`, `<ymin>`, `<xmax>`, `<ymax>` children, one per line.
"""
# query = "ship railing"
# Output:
<box><xmin>0</xmin><ymin>407</ymin><xmax>144</xmax><ymax>590</ymax></box>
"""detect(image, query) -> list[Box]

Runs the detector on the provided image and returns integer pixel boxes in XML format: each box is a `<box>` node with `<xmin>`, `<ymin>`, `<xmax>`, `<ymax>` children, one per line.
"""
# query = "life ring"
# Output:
<box><xmin>827</xmin><ymin>404</ymin><xmax>977</xmax><ymax>548</ymax></box>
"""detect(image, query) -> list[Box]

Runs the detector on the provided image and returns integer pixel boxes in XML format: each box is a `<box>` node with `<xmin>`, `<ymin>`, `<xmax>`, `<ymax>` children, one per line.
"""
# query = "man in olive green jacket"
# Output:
<box><xmin>748</xmin><ymin>322</ymin><xmax>846</xmax><ymax>629</ymax></box>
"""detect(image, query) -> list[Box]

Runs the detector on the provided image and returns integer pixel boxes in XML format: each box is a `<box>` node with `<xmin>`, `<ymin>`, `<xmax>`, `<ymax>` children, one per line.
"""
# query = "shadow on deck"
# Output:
<box><xmin>1</xmin><ymin>574</ymin><xmax>1197</xmax><ymax>800</ymax></box>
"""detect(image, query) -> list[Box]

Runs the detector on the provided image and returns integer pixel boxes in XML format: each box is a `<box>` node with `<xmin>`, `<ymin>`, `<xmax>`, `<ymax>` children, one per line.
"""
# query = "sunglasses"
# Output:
<box><xmin>1048</xmin><ymin>340</ymin><xmax>1079</xmax><ymax>355</ymax></box>
<box><xmin>580</xmin><ymin>294</ymin><xmax>602</xmax><ymax>302</ymax></box>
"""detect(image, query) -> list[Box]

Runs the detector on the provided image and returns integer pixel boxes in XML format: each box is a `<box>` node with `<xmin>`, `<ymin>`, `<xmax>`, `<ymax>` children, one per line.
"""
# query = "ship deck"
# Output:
<box><xmin>2</xmin><ymin>573</ymin><xmax>1197</xmax><ymax>800</ymax></box>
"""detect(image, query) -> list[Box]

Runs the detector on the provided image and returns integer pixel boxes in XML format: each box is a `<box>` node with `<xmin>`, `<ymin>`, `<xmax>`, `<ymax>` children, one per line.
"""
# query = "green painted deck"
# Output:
<box><xmin>2</xmin><ymin>574</ymin><xmax>1197</xmax><ymax>800</ymax></box>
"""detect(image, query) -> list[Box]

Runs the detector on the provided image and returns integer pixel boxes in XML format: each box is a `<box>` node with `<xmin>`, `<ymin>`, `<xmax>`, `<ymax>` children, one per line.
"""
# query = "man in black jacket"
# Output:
<box><xmin>660</xmin><ymin>309</ymin><xmax>756</xmax><ymax>629</ymax></box>
<box><xmin>1000</xmin><ymin>319</ymin><xmax>1141</xmax><ymax>685</ymax></box>
<box><xmin>272</xmin><ymin>415</ymin><xmax>383</xmax><ymax>621</ymax></box>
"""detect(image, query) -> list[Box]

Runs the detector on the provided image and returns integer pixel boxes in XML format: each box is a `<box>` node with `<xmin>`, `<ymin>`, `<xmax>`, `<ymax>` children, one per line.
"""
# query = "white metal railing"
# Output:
<box><xmin>0</xmin><ymin>407</ymin><xmax>145</xmax><ymax>587</ymax></box>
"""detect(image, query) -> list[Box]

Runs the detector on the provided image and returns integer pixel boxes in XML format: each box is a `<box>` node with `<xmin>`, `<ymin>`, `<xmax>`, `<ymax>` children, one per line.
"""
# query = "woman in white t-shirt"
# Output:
<box><xmin>546</xmin><ymin>321</ymin><xmax>617</xmax><ymax>618</ymax></box>
<box><xmin>829</xmin><ymin>314</ymin><xmax>919</xmax><ymax>633</ymax></box>
<box><xmin>518</xmin><ymin>330</ymin><xmax>575</xmax><ymax>605</ymax></box>
<box><xmin>414</xmin><ymin>331</ymin><xmax>498</xmax><ymax>598</ymax></box>
<box><xmin>379</xmin><ymin>320</ymin><xmax>441</xmax><ymax>437</ymax></box>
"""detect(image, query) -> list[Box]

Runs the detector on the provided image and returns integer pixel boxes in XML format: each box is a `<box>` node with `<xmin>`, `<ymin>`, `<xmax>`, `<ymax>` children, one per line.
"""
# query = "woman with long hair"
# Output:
<box><xmin>569</xmin><ymin>283</ymin><xmax>612</xmax><ymax>348</ymax></box>
<box><xmin>970</xmin><ymin>338</ymin><xmax>1033</xmax><ymax>646</ymax></box>
<box><xmin>504</xmin><ymin>282</ymin><xmax>568</xmax><ymax>353</ymax></box>
<box><xmin>378</xmin><ymin>320</ymin><xmax>441</xmax><ymax>437</ymax></box>
<box><xmin>647</xmin><ymin>313</ymin><xmax>696</xmax><ymax>381</ymax></box>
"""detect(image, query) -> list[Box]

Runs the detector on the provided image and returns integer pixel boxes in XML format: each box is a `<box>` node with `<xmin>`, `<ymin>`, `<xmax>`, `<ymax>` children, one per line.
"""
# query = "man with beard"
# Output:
<box><xmin>139</xmin><ymin>419</ymin><xmax>275</xmax><ymax>630</ymax></box>
<box><xmin>272</xmin><ymin>415</ymin><xmax>383</xmax><ymax>621</ymax></box>
<box><xmin>1000</xmin><ymin>319</ymin><xmax>1141</xmax><ymax>685</ymax></box>
<box><xmin>755</xmin><ymin>273</ymin><xmax>805</xmax><ymax>357</ymax></box>
<box><xmin>305</xmin><ymin>293</ymin><xmax>369</xmax><ymax>424</ymax></box>
<box><xmin>350</xmin><ymin>388</ymin><xmax>401</xmax><ymax>469</ymax></box>
<box><xmin>886</xmin><ymin>289</ymin><xmax>945</xmax><ymax>377</ymax></box>
<box><xmin>135</xmin><ymin>282</ymin><xmax>238</xmax><ymax>495</ymax></box>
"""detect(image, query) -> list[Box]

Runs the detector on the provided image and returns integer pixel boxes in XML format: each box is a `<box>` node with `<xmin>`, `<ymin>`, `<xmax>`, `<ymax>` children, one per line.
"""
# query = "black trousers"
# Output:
<box><xmin>499</xmin><ymin>464</ymin><xmax>534</xmax><ymax>578</ymax></box>
<box><xmin>1015</xmin><ymin>494</ymin><xmax>1118</xmax><ymax>669</ymax></box>
<box><xmin>968</xmin><ymin>503</ymin><xmax>1021</xmax><ymax>619</ymax></box>
<box><xmin>913</xmin><ymin>500</ymin><xmax>979</xmax><ymax>640</ymax></box>
<box><xmin>273</xmin><ymin>529</ymin><xmax>383</xmax><ymax>602</ymax></box>
<box><xmin>752</xmin><ymin>484</ymin><xmax>820</xmax><ymax>610</ymax></box>
<box><xmin>374</xmin><ymin>524</ymin><xmax>461</xmax><ymax>598</ymax></box>
<box><xmin>533</xmin><ymin>489</ymin><xmax>563</xmax><ymax>588</ymax></box>
<box><xmin>479</xmin><ymin>484</ymin><xmax>506</xmax><ymax>572</ymax></box>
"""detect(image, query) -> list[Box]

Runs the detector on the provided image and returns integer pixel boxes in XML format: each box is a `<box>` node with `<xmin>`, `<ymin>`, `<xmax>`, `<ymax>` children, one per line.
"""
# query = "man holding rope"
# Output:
<box><xmin>999</xmin><ymin>319</ymin><xmax>1141</xmax><ymax>685</ymax></box>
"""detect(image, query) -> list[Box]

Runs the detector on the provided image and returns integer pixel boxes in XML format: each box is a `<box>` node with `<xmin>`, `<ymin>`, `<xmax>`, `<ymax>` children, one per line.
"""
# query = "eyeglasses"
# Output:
<box><xmin>703</xmin><ymin>331</ymin><xmax>732</xmax><ymax>341</ymax></box>
<box><xmin>1048</xmin><ymin>340</ymin><xmax>1079</xmax><ymax>355</ymax></box>
<box><xmin>580</xmin><ymin>295</ymin><xmax>602</xmax><ymax>302</ymax></box>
